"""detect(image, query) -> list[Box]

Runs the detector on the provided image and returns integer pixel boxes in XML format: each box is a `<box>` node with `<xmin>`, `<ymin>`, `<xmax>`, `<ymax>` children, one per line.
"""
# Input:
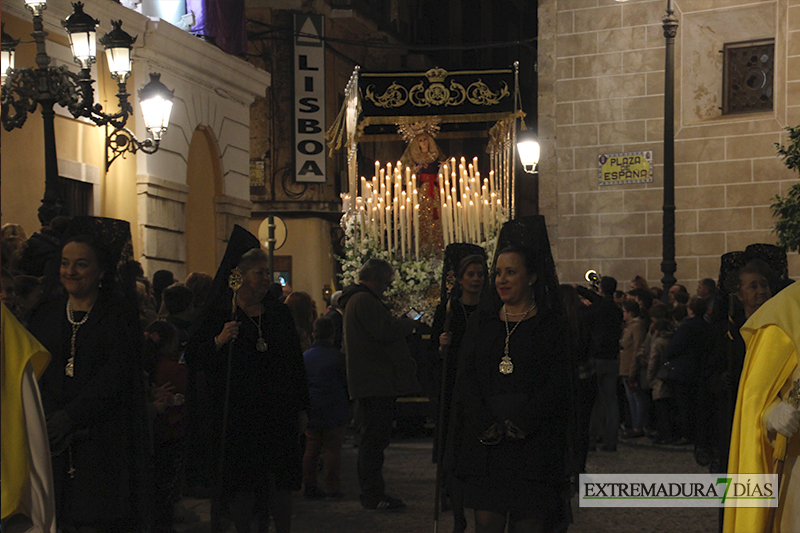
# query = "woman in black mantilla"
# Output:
<box><xmin>189</xmin><ymin>246</ymin><xmax>308</xmax><ymax>533</ymax></box>
<box><xmin>450</xmin><ymin>218</ymin><xmax>572</xmax><ymax>533</ymax></box>
<box><xmin>431</xmin><ymin>252</ymin><xmax>488</xmax><ymax>532</ymax></box>
<box><xmin>27</xmin><ymin>219</ymin><xmax>149</xmax><ymax>533</ymax></box>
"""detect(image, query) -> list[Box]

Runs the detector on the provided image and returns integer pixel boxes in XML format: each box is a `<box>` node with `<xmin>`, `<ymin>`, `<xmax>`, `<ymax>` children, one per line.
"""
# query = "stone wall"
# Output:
<box><xmin>539</xmin><ymin>0</ymin><xmax>800</xmax><ymax>291</ymax></box>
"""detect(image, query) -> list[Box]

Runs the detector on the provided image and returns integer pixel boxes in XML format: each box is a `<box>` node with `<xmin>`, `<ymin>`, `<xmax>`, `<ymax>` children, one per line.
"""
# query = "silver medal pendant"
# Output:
<box><xmin>499</xmin><ymin>355</ymin><xmax>514</xmax><ymax>375</ymax></box>
<box><xmin>256</xmin><ymin>337</ymin><xmax>268</xmax><ymax>352</ymax></box>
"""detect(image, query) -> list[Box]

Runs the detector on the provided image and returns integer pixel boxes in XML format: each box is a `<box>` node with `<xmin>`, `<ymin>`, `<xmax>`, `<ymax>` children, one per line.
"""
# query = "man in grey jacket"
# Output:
<box><xmin>340</xmin><ymin>258</ymin><xmax>420</xmax><ymax>511</ymax></box>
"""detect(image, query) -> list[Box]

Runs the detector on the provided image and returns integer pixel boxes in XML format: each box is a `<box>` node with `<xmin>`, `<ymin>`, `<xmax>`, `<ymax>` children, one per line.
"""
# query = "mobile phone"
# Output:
<box><xmin>406</xmin><ymin>308</ymin><xmax>424</xmax><ymax>321</ymax></box>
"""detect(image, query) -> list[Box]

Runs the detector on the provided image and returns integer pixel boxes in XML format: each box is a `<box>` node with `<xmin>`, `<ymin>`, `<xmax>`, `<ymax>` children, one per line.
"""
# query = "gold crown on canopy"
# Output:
<box><xmin>425</xmin><ymin>67</ymin><xmax>448</xmax><ymax>83</ymax></box>
<box><xmin>396</xmin><ymin>118</ymin><xmax>441</xmax><ymax>143</ymax></box>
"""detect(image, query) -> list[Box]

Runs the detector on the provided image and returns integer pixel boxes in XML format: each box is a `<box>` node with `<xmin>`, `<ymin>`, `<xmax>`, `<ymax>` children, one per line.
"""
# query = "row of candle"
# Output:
<box><xmin>436</xmin><ymin>158</ymin><xmax>502</xmax><ymax>247</ymax></box>
<box><xmin>342</xmin><ymin>156</ymin><xmax>506</xmax><ymax>260</ymax></box>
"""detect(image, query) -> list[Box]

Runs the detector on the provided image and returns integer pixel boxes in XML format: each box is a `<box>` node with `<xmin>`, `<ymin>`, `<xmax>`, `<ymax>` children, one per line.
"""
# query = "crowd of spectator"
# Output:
<box><xmin>3</xmin><ymin>216</ymin><xmax>798</xmax><ymax>533</ymax></box>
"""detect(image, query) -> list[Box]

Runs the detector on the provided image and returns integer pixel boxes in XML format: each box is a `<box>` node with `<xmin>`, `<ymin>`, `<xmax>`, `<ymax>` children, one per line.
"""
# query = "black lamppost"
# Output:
<box><xmin>661</xmin><ymin>0</ymin><xmax>678</xmax><ymax>296</ymax></box>
<box><xmin>1</xmin><ymin>0</ymin><xmax>174</xmax><ymax>225</ymax></box>
<box><xmin>615</xmin><ymin>0</ymin><xmax>678</xmax><ymax>295</ymax></box>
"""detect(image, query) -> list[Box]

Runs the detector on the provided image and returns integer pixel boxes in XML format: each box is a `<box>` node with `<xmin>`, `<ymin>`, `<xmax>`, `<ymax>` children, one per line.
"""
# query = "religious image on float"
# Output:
<box><xmin>338</xmin><ymin>121</ymin><xmax>507</xmax><ymax>324</ymax></box>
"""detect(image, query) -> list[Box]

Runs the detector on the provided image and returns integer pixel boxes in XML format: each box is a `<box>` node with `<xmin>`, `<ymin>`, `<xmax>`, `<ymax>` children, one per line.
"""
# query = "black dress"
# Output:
<box><xmin>430</xmin><ymin>299</ymin><xmax>477</xmax><ymax>462</ymax></box>
<box><xmin>451</xmin><ymin>305</ymin><xmax>571</xmax><ymax>524</ymax></box>
<box><xmin>29</xmin><ymin>293</ymin><xmax>148</xmax><ymax>529</ymax></box>
<box><xmin>189</xmin><ymin>299</ymin><xmax>309</xmax><ymax>492</ymax></box>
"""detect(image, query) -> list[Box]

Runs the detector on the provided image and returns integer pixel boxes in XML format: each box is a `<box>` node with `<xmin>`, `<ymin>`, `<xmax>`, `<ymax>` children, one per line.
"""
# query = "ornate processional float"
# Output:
<box><xmin>326</xmin><ymin>63</ymin><xmax>526</xmax><ymax>322</ymax></box>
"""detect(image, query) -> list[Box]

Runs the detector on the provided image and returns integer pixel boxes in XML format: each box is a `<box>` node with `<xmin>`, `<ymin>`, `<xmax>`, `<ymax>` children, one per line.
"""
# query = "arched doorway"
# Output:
<box><xmin>185</xmin><ymin>126</ymin><xmax>223</xmax><ymax>277</ymax></box>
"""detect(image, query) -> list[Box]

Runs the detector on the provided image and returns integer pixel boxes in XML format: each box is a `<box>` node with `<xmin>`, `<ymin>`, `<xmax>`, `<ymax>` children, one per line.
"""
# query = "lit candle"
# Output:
<box><xmin>446</xmin><ymin>195</ymin><xmax>454</xmax><ymax>244</ymax></box>
<box><xmin>400</xmin><ymin>192</ymin><xmax>406</xmax><ymax>249</ymax></box>
<box><xmin>394</xmin><ymin>181</ymin><xmax>401</xmax><ymax>237</ymax></box>
<box><xmin>456</xmin><ymin>201</ymin><xmax>463</xmax><ymax>242</ymax></box>
<box><xmin>474</xmin><ymin>192</ymin><xmax>481</xmax><ymax>240</ymax></box>
<box><xmin>400</xmin><ymin>204</ymin><xmax>407</xmax><ymax>259</ymax></box>
<box><xmin>371</xmin><ymin>206</ymin><xmax>378</xmax><ymax>243</ymax></box>
<box><xmin>359</xmin><ymin>207</ymin><xmax>366</xmax><ymax>244</ymax></box>
<box><xmin>469</xmin><ymin>200</ymin><xmax>476</xmax><ymax>242</ymax></box>
<box><xmin>483</xmin><ymin>200</ymin><xmax>491</xmax><ymax>239</ymax></box>
<box><xmin>392</xmin><ymin>197</ymin><xmax>399</xmax><ymax>252</ymax></box>
<box><xmin>375</xmin><ymin>160</ymin><xmax>380</xmax><ymax>180</ymax></box>
<box><xmin>378</xmin><ymin>199</ymin><xmax>385</xmax><ymax>248</ymax></box>
<box><xmin>386</xmin><ymin>206</ymin><xmax>393</xmax><ymax>254</ymax></box>
<box><xmin>405</xmin><ymin>195</ymin><xmax>412</xmax><ymax>247</ymax></box>
<box><xmin>414</xmin><ymin>204</ymin><xmax>420</xmax><ymax>259</ymax></box>
<box><xmin>361</xmin><ymin>176</ymin><xmax>367</xmax><ymax>199</ymax></box>
<box><xmin>411</xmin><ymin>173</ymin><xmax>417</xmax><ymax>196</ymax></box>
<box><xmin>440</xmin><ymin>203</ymin><xmax>447</xmax><ymax>248</ymax></box>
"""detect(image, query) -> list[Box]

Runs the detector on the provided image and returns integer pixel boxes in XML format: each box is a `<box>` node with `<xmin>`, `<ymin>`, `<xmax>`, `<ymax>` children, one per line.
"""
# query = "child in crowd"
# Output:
<box><xmin>145</xmin><ymin>320</ymin><xmax>188</xmax><ymax>533</ymax></box>
<box><xmin>302</xmin><ymin>317</ymin><xmax>350</xmax><ymax>499</ymax></box>
<box><xmin>647</xmin><ymin>319</ymin><xmax>677</xmax><ymax>445</ymax></box>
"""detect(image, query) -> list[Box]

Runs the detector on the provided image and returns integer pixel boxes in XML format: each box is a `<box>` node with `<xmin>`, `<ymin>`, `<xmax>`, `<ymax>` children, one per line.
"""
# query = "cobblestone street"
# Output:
<box><xmin>175</xmin><ymin>433</ymin><xmax>718</xmax><ymax>533</ymax></box>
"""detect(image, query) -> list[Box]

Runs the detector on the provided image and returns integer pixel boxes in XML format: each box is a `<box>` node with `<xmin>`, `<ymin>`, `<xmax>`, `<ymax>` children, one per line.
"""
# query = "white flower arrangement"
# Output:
<box><xmin>338</xmin><ymin>209</ymin><xmax>506</xmax><ymax>326</ymax></box>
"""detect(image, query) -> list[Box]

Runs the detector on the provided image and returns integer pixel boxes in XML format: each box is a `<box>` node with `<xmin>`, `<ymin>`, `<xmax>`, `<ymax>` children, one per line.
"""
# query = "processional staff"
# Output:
<box><xmin>433</xmin><ymin>269</ymin><xmax>457</xmax><ymax>533</ymax></box>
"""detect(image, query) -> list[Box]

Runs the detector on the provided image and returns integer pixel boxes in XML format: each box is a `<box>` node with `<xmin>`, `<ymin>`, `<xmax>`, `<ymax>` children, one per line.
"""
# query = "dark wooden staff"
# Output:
<box><xmin>211</xmin><ymin>267</ymin><xmax>243</xmax><ymax>533</ymax></box>
<box><xmin>433</xmin><ymin>272</ymin><xmax>457</xmax><ymax>533</ymax></box>
<box><xmin>725</xmin><ymin>293</ymin><xmax>736</xmax><ymax>458</ymax></box>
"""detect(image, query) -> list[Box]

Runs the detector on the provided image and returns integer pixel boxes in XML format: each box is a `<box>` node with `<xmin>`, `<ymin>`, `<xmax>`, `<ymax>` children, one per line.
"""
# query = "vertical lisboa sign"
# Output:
<box><xmin>293</xmin><ymin>13</ymin><xmax>326</xmax><ymax>183</ymax></box>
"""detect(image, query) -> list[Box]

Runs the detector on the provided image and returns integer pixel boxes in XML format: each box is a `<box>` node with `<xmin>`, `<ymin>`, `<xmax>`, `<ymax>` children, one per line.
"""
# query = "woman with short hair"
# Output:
<box><xmin>189</xmin><ymin>247</ymin><xmax>308</xmax><ymax>533</ymax></box>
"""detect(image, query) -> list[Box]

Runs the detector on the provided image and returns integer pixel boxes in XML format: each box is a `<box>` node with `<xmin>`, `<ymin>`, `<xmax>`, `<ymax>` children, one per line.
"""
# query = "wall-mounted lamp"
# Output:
<box><xmin>1</xmin><ymin>0</ymin><xmax>175</xmax><ymax>223</ymax></box>
<box><xmin>516</xmin><ymin>127</ymin><xmax>540</xmax><ymax>174</ymax></box>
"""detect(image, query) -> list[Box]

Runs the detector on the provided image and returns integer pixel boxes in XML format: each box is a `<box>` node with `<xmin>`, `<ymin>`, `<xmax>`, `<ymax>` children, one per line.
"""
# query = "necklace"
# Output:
<box><xmin>500</xmin><ymin>300</ymin><xmax>537</xmax><ymax>375</ymax></box>
<box><xmin>65</xmin><ymin>300</ymin><xmax>92</xmax><ymax>377</ymax></box>
<box><xmin>458</xmin><ymin>300</ymin><xmax>471</xmax><ymax>322</ymax></box>
<box><xmin>242</xmin><ymin>305</ymin><xmax>268</xmax><ymax>352</ymax></box>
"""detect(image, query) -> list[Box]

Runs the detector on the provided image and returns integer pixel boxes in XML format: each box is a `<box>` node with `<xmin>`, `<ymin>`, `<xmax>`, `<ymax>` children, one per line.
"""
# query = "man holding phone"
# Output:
<box><xmin>339</xmin><ymin>258</ymin><xmax>420</xmax><ymax>511</ymax></box>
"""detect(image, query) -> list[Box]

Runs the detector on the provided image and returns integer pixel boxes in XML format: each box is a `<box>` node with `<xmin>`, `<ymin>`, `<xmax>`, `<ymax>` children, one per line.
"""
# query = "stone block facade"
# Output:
<box><xmin>539</xmin><ymin>0</ymin><xmax>800</xmax><ymax>291</ymax></box>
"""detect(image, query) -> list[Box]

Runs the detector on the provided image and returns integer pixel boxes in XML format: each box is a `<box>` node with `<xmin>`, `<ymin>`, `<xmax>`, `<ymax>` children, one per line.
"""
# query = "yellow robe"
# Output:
<box><xmin>724</xmin><ymin>280</ymin><xmax>800</xmax><ymax>533</ymax></box>
<box><xmin>1</xmin><ymin>303</ymin><xmax>54</xmax><ymax>531</ymax></box>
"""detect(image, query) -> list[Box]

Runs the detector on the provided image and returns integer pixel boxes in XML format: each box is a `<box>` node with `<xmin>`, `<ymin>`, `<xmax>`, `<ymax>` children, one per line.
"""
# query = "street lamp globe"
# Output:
<box><xmin>99</xmin><ymin>20</ymin><xmax>136</xmax><ymax>81</ymax></box>
<box><xmin>517</xmin><ymin>131</ymin><xmax>540</xmax><ymax>174</ymax></box>
<box><xmin>139</xmin><ymin>73</ymin><xmax>174</xmax><ymax>140</ymax></box>
<box><xmin>62</xmin><ymin>2</ymin><xmax>98</xmax><ymax>69</ymax></box>
<box><xmin>1</xmin><ymin>24</ymin><xmax>19</xmax><ymax>85</ymax></box>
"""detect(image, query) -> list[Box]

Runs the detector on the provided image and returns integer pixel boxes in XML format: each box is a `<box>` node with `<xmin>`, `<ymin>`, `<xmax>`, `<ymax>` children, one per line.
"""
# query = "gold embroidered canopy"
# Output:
<box><xmin>326</xmin><ymin>64</ymin><xmax>525</xmax><ymax>218</ymax></box>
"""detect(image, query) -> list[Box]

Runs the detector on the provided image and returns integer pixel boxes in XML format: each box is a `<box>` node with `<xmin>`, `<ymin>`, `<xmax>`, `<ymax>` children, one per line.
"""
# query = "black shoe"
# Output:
<box><xmin>361</xmin><ymin>495</ymin><xmax>407</xmax><ymax>511</ymax></box>
<box><xmin>598</xmin><ymin>444</ymin><xmax>617</xmax><ymax>452</ymax></box>
<box><xmin>304</xmin><ymin>486</ymin><xmax>327</xmax><ymax>499</ymax></box>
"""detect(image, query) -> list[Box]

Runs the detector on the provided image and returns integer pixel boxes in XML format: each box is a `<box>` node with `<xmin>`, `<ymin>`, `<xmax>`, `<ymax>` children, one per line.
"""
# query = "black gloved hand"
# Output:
<box><xmin>505</xmin><ymin>419</ymin><xmax>527</xmax><ymax>440</ymax></box>
<box><xmin>721</xmin><ymin>371</ymin><xmax>737</xmax><ymax>391</ymax></box>
<box><xmin>46</xmin><ymin>410</ymin><xmax>73</xmax><ymax>452</ymax></box>
<box><xmin>478</xmin><ymin>422</ymin><xmax>504</xmax><ymax>446</ymax></box>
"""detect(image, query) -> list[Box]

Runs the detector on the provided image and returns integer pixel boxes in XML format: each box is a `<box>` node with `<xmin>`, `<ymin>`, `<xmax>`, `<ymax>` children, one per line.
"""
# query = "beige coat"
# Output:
<box><xmin>619</xmin><ymin>316</ymin><xmax>646</xmax><ymax>377</ymax></box>
<box><xmin>646</xmin><ymin>333</ymin><xmax>673</xmax><ymax>400</ymax></box>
